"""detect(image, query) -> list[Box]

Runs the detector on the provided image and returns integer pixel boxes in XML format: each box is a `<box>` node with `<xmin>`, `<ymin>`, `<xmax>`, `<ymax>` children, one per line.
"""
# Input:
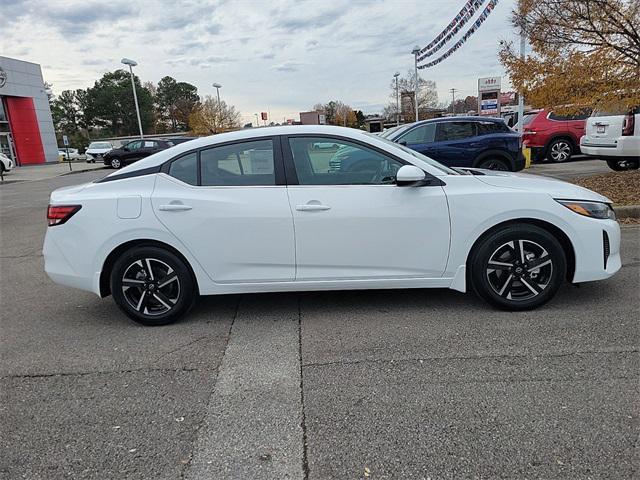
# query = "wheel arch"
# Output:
<box><xmin>99</xmin><ymin>239</ymin><xmax>200</xmax><ymax>297</ymax></box>
<box><xmin>466</xmin><ymin>218</ymin><xmax>576</xmax><ymax>283</ymax></box>
<box><xmin>472</xmin><ymin>149</ymin><xmax>514</xmax><ymax>169</ymax></box>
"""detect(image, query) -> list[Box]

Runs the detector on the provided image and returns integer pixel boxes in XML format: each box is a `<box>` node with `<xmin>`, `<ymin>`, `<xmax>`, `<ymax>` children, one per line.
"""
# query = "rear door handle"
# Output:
<box><xmin>159</xmin><ymin>204</ymin><xmax>192</xmax><ymax>211</ymax></box>
<box><xmin>296</xmin><ymin>204</ymin><xmax>331</xmax><ymax>211</ymax></box>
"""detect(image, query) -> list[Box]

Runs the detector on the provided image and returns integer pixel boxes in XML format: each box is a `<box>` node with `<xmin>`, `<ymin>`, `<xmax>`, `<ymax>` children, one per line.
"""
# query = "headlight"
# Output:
<box><xmin>556</xmin><ymin>200</ymin><xmax>616</xmax><ymax>220</ymax></box>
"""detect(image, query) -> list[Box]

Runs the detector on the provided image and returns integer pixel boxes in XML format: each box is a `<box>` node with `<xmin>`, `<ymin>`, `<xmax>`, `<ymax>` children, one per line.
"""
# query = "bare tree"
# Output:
<box><xmin>384</xmin><ymin>70</ymin><xmax>439</xmax><ymax>122</ymax></box>
<box><xmin>189</xmin><ymin>95</ymin><xmax>241</xmax><ymax>135</ymax></box>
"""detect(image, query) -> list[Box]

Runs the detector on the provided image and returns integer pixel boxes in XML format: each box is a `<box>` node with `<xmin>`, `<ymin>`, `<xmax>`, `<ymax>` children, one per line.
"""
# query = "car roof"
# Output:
<box><xmin>104</xmin><ymin>125</ymin><xmax>449</xmax><ymax>180</ymax></box>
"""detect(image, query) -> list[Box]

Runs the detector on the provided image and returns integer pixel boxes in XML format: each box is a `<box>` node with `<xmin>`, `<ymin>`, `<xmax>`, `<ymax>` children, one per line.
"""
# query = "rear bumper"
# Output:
<box><xmin>580</xmin><ymin>135</ymin><xmax>640</xmax><ymax>157</ymax></box>
<box><xmin>43</xmin><ymin>230</ymin><xmax>100</xmax><ymax>295</ymax></box>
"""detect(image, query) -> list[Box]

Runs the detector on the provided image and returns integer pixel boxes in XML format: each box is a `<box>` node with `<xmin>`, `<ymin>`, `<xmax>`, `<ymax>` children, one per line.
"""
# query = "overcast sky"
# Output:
<box><xmin>2</xmin><ymin>0</ymin><xmax>518</xmax><ymax>124</ymax></box>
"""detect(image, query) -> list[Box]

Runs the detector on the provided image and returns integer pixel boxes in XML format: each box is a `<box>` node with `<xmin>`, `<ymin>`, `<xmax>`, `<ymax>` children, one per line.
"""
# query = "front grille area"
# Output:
<box><xmin>603</xmin><ymin>230</ymin><xmax>610</xmax><ymax>269</ymax></box>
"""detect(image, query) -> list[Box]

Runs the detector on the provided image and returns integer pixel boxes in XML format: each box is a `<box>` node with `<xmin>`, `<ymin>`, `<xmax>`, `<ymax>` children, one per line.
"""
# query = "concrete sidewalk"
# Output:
<box><xmin>0</xmin><ymin>161</ymin><xmax>106</xmax><ymax>184</ymax></box>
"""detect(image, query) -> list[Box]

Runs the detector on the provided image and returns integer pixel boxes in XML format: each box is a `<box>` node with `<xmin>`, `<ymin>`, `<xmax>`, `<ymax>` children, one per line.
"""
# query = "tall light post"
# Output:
<box><xmin>516</xmin><ymin>30</ymin><xmax>526</xmax><ymax>131</ymax></box>
<box><xmin>411</xmin><ymin>46</ymin><xmax>420</xmax><ymax>122</ymax></box>
<box><xmin>121</xmin><ymin>58</ymin><xmax>143</xmax><ymax>139</ymax></box>
<box><xmin>212</xmin><ymin>83</ymin><xmax>222</xmax><ymax>133</ymax></box>
<box><xmin>393</xmin><ymin>71</ymin><xmax>400</xmax><ymax>126</ymax></box>
<box><xmin>254</xmin><ymin>113</ymin><xmax>259</xmax><ymax>127</ymax></box>
<box><xmin>212</xmin><ymin>82</ymin><xmax>222</xmax><ymax>104</ymax></box>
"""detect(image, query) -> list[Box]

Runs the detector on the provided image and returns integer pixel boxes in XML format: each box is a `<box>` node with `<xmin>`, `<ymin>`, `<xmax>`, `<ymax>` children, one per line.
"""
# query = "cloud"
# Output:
<box><xmin>40</xmin><ymin>1</ymin><xmax>136</xmax><ymax>36</ymax></box>
<box><xmin>272</xmin><ymin>61</ymin><xmax>303</xmax><ymax>72</ymax></box>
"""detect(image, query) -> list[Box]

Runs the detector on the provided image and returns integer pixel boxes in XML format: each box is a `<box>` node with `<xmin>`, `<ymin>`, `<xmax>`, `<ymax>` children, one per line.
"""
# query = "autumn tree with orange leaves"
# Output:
<box><xmin>500</xmin><ymin>0</ymin><xmax>640</xmax><ymax>114</ymax></box>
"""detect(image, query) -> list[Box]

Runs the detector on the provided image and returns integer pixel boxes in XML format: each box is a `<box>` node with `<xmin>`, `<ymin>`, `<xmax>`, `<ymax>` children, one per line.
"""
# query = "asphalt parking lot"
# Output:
<box><xmin>1</xmin><ymin>167</ymin><xmax>638</xmax><ymax>479</ymax></box>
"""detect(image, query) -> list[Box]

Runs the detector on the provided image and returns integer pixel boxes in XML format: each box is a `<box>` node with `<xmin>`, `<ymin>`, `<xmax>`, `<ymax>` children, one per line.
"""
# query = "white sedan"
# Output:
<box><xmin>43</xmin><ymin>125</ymin><xmax>621</xmax><ymax>325</ymax></box>
<box><xmin>0</xmin><ymin>152</ymin><xmax>14</xmax><ymax>173</ymax></box>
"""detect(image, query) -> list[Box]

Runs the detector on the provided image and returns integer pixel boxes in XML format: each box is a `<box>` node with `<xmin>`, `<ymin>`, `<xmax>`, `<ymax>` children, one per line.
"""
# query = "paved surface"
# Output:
<box><xmin>527</xmin><ymin>156</ymin><xmax>611</xmax><ymax>181</ymax></box>
<box><xmin>1</xmin><ymin>168</ymin><xmax>638</xmax><ymax>479</ymax></box>
<box><xmin>0</xmin><ymin>160</ymin><xmax>106</xmax><ymax>184</ymax></box>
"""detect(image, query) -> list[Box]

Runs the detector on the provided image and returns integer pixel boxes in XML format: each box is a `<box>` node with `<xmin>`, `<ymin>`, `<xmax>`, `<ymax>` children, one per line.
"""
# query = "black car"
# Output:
<box><xmin>380</xmin><ymin>116</ymin><xmax>525</xmax><ymax>171</ymax></box>
<box><xmin>104</xmin><ymin>139</ymin><xmax>177</xmax><ymax>169</ymax></box>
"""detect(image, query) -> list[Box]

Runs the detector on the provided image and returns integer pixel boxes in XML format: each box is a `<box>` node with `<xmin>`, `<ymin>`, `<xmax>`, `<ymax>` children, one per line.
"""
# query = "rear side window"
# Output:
<box><xmin>436</xmin><ymin>122</ymin><xmax>476</xmax><ymax>141</ymax></box>
<box><xmin>549</xmin><ymin>110</ymin><xmax>591</xmax><ymax>121</ymax></box>
<box><xmin>168</xmin><ymin>152</ymin><xmax>198</xmax><ymax>185</ymax></box>
<box><xmin>200</xmin><ymin>140</ymin><xmax>275</xmax><ymax>186</ymax></box>
<box><xmin>399</xmin><ymin>123</ymin><xmax>436</xmax><ymax>144</ymax></box>
<box><xmin>477</xmin><ymin>121</ymin><xmax>509</xmax><ymax>135</ymax></box>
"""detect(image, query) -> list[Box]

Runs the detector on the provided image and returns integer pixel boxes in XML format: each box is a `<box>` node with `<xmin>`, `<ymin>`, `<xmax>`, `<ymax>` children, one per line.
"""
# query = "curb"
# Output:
<box><xmin>614</xmin><ymin>205</ymin><xmax>640</xmax><ymax>219</ymax></box>
<box><xmin>60</xmin><ymin>167</ymin><xmax>107</xmax><ymax>176</ymax></box>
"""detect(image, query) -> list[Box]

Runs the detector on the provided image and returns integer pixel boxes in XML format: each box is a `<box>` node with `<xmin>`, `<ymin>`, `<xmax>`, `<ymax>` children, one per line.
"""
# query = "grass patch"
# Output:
<box><xmin>572</xmin><ymin>170</ymin><xmax>640</xmax><ymax>206</ymax></box>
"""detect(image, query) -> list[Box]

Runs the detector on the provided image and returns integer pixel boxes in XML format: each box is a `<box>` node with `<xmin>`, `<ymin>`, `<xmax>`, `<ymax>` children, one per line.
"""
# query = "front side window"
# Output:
<box><xmin>200</xmin><ymin>139</ymin><xmax>275</xmax><ymax>186</ymax></box>
<box><xmin>168</xmin><ymin>152</ymin><xmax>197</xmax><ymax>185</ymax></box>
<box><xmin>399</xmin><ymin>123</ymin><xmax>436</xmax><ymax>144</ymax></box>
<box><xmin>437</xmin><ymin>122</ymin><xmax>476</xmax><ymax>141</ymax></box>
<box><xmin>289</xmin><ymin>137</ymin><xmax>403</xmax><ymax>185</ymax></box>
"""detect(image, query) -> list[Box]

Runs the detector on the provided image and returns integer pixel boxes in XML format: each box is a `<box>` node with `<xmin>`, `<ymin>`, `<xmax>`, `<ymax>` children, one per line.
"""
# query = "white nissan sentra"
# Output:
<box><xmin>43</xmin><ymin>126</ymin><xmax>621</xmax><ymax>325</ymax></box>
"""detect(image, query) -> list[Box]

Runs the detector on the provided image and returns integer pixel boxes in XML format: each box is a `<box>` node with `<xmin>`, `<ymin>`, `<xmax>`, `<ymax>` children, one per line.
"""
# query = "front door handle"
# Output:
<box><xmin>296</xmin><ymin>204</ymin><xmax>331</xmax><ymax>211</ymax></box>
<box><xmin>159</xmin><ymin>204</ymin><xmax>192</xmax><ymax>211</ymax></box>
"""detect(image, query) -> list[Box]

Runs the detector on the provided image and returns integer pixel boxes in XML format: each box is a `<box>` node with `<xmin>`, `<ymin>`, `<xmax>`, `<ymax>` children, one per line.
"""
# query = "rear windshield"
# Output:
<box><xmin>522</xmin><ymin>114</ymin><xmax>537</xmax><ymax>126</ymax></box>
<box><xmin>89</xmin><ymin>142</ymin><xmax>112</xmax><ymax>149</ymax></box>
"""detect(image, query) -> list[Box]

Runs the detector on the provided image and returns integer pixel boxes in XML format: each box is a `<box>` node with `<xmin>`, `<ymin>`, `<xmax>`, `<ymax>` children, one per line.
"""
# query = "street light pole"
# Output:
<box><xmin>394</xmin><ymin>72</ymin><xmax>400</xmax><ymax>126</ymax></box>
<box><xmin>450</xmin><ymin>88</ymin><xmax>457</xmax><ymax>114</ymax></box>
<box><xmin>212</xmin><ymin>83</ymin><xmax>222</xmax><ymax>134</ymax></box>
<box><xmin>411</xmin><ymin>46</ymin><xmax>420</xmax><ymax>122</ymax></box>
<box><xmin>516</xmin><ymin>30</ymin><xmax>526</xmax><ymax>131</ymax></box>
<box><xmin>121</xmin><ymin>58</ymin><xmax>143</xmax><ymax>139</ymax></box>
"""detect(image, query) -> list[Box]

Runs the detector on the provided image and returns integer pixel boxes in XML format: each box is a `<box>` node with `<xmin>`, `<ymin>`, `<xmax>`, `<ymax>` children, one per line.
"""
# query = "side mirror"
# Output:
<box><xmin>396</xmin><ymin>165</ymin><xmax>428</xmax><ymax>186</ymax></box>
<box><xmin>399</xmin><ymin>140</ymin><xmax>407</xmax><ymax>146</ymax></box>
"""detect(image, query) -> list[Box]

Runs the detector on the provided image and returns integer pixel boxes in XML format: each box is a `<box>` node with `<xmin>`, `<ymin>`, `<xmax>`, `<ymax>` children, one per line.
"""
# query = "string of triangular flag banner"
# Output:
<box><xmin>417</xmin><ymin>0</ymin><xmax>486</xmax><ymax>61</ymax></box>
<box><xmin>418</xmin><ymin>0</ymin><xmax>499</xmax><ymax>70</ymax></box>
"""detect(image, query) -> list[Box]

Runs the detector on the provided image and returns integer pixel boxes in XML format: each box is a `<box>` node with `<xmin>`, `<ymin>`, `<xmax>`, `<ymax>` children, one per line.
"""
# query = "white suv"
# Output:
<box><xmin>580</xmin><ymin>106</ymin><xmax>640</xmax><ymax>170</ymax></box>
<box><xmin>85</xmin><ymin>141</ymin><xmax>113</xmax><ymax>163</ymax></box>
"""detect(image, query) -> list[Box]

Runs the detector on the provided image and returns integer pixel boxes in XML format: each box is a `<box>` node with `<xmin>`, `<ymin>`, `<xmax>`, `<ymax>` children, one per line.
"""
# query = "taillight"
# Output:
<box><xmin>622</xmin><ymin>112</ymin><xmax>634</xmax><ymax>136</ymax></box>
<box><xmin>47</xmin><ymin>205</ymin><xmax>82</xmax><ymax>226</ymax></box>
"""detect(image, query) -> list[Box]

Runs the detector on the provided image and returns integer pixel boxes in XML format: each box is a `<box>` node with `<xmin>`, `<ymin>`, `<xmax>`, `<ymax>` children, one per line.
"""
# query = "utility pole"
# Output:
<box><xmin>412</xmin><ymin>46</ymin><xmax>420</xmax><ymax>122</ymax></box>
<box><xmin>394</xmin><ymin>72</ymin><xmax>400</xmax><ymax>126</ymax></box>
<box><xmin>450</xmin><ymin>88</ymin><xmax>458</xmax><ymax>114</ymax></box>
<box><xmin>516</xmin><ymin>29</ymin><xmax>526</xmax><ymax>131</ymax></box>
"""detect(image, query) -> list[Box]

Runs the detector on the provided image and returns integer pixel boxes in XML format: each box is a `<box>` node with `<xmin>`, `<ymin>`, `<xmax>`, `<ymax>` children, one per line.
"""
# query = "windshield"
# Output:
<box><xmin>379</xmin><ymin>125</ymin><xmax>403</xmax><ymax>138</ymax></box>
<box><xmin>366</xmin><ymin>133</ymin><xmax>458</xmax><ymax>175</ymax></box>
<box><xmin>89</xmin><ymin>142</ymin><xmax>112</xmax><ymax>149</ymax></box>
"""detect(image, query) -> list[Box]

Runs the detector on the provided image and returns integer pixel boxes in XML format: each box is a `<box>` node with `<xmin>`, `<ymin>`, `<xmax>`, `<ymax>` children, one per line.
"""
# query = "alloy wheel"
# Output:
<box><xmin>121</xmin><ymin>258</ymin><xmax>180</xmax><ymax>316</ymax></box>
<box><xmin>486</xmin><ymin>239</ymin><xmax>553</xmax><ymax>301</ymax></box>
<box><xmin>549</xmin><ymin>141</ymin><xmax>571</xmax><ymax>162</ymax></box>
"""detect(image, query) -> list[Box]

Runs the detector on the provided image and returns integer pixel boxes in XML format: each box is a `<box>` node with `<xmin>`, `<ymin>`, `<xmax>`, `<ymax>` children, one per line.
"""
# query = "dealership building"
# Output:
<box><xmin>0</xmin><ymin>56</ymin><xmax>58</xmax><ymax>165</ymax></box>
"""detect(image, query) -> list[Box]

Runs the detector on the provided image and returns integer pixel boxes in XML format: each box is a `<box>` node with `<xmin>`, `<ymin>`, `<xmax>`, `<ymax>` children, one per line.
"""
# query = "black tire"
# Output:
<box><xmin>477</xmin><ymin>158</ymin><xmax>509</xmax><ymax>171</ymax></box>
<box><xmin>110</xmin><ymin>157</ymin><xmax>122</xmax><ymax>169</ymax></box>
<box><xmin>469</xmin><ymin>224</ymin><xmax>566</xmax><ymax>311</ymax></box>
<box><xmin>110</xmin><ymin>246</ymin><xmax>196</xmax><ymax>326</ymax></box>
<box><xmin>606</xmin><ymin>158</ymin><xmax>639</xmax><ymax>171</ymax></box>
<box><xmin>547</xmin><ymin>138</ymin><xmax>573</xmax><ymax>163</ymax></box>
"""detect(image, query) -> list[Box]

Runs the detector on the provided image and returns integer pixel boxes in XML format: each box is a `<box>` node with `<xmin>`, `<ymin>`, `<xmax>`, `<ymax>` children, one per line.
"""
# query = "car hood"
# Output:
<box><xmin>464</xmin><ymin>168</ymin><xmax>611</xmax><ymax>203</ymax></box>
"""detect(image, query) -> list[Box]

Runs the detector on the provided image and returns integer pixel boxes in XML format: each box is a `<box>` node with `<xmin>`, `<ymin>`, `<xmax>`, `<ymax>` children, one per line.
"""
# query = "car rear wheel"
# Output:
<box><xmin>606</xmin><ymin>158</ymin><xmax>639</xmax><ymax>171</ymax></box>
<box><xmin>469</xmin><ymin>224</ymin><xmax>566</xmax><ymax>311</ymax></box>
<box><xmin>477</xmin><ymin>158</ymin><xmax>509</xmax><ymax>171</ymax></box>
<box><xmin>110</xmin><ymin>157</ymin><xmax>122</xmax><ymax>169</ymax></box>
<box><xmin>110</xmin><ymin>246</ymin><xmax>196</xmax><ymax>325</ymax></box>
<box><xmin>547</xmin><ymin>138</ymin><xmax>573</xmax><ymax>162</ymax></box>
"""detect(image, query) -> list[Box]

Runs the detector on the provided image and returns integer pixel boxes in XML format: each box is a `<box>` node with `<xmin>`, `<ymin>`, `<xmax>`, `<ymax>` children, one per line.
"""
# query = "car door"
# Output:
<box><xmin>151</xmin><ymin>137</ymin><xmax>295</xmax><ymax>283</ymax></box>
<box><xmin>434</xmin><ymin>121</ymin><xmax>479</xmax><ymax>167</ymax></box>
<box><xmin>122</xmin><ymin>140</ymin><xmax>143</xmax><ymax>163</ymax></box>
<box><xmin>396</xmin><ymin>123</ymin><xmax>438</xmax><ymax>158</ymax></box>
<box><xmin>282</xmin><ymin>135</ymin><xmax>450</xmax><ymax>281</ymax></box>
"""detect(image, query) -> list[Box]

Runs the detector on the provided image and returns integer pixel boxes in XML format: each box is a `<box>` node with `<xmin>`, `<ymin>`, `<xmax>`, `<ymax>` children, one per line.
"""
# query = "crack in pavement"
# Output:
<box><xmin>1</xmin><ymin>366</ymin><xmax>207</xmax><ymax>380</ymax></box>
<box><xmin>298</xmin><ymin>295</ymin><xmax>310</xmax><ymax>480</ymax></box>
<box><xmin>301</xmin><ymin>346</ymin><xmax>640</xmax><ymax>369</ymax></box>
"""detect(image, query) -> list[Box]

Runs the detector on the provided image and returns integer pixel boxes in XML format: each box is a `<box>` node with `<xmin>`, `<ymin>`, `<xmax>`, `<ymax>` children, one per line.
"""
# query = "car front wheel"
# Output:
<box><xmin>110</xmin><ymin>246</ymin><xmax>196</xmax><ymax>325</ymax></box>
<box><xmin>469</xmin><ymin>224</ymin><xmax>566</xmax><ymax>310</ymax></box>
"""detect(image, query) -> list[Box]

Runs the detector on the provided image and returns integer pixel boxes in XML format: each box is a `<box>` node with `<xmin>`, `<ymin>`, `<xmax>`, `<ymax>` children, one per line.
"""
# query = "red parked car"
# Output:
<box><xmin>522</xmin><ymin>109</ymin><xmax>591</xmax><ymax>162</ymax></box>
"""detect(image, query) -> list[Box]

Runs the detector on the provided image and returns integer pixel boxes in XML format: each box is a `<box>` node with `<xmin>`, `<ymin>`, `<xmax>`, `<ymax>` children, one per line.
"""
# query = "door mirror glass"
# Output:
<box><xmin>396</xmin><ymin>165</ymin><xmax>426</xmax><ymax>186</ymax></box>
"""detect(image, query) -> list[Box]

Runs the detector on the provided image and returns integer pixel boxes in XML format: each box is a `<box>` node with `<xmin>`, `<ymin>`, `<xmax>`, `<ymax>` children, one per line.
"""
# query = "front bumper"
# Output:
<box><xmin>572</xmin><ymin>218</ymin><xmax>621</xmax><ymax>283</ymax></box>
